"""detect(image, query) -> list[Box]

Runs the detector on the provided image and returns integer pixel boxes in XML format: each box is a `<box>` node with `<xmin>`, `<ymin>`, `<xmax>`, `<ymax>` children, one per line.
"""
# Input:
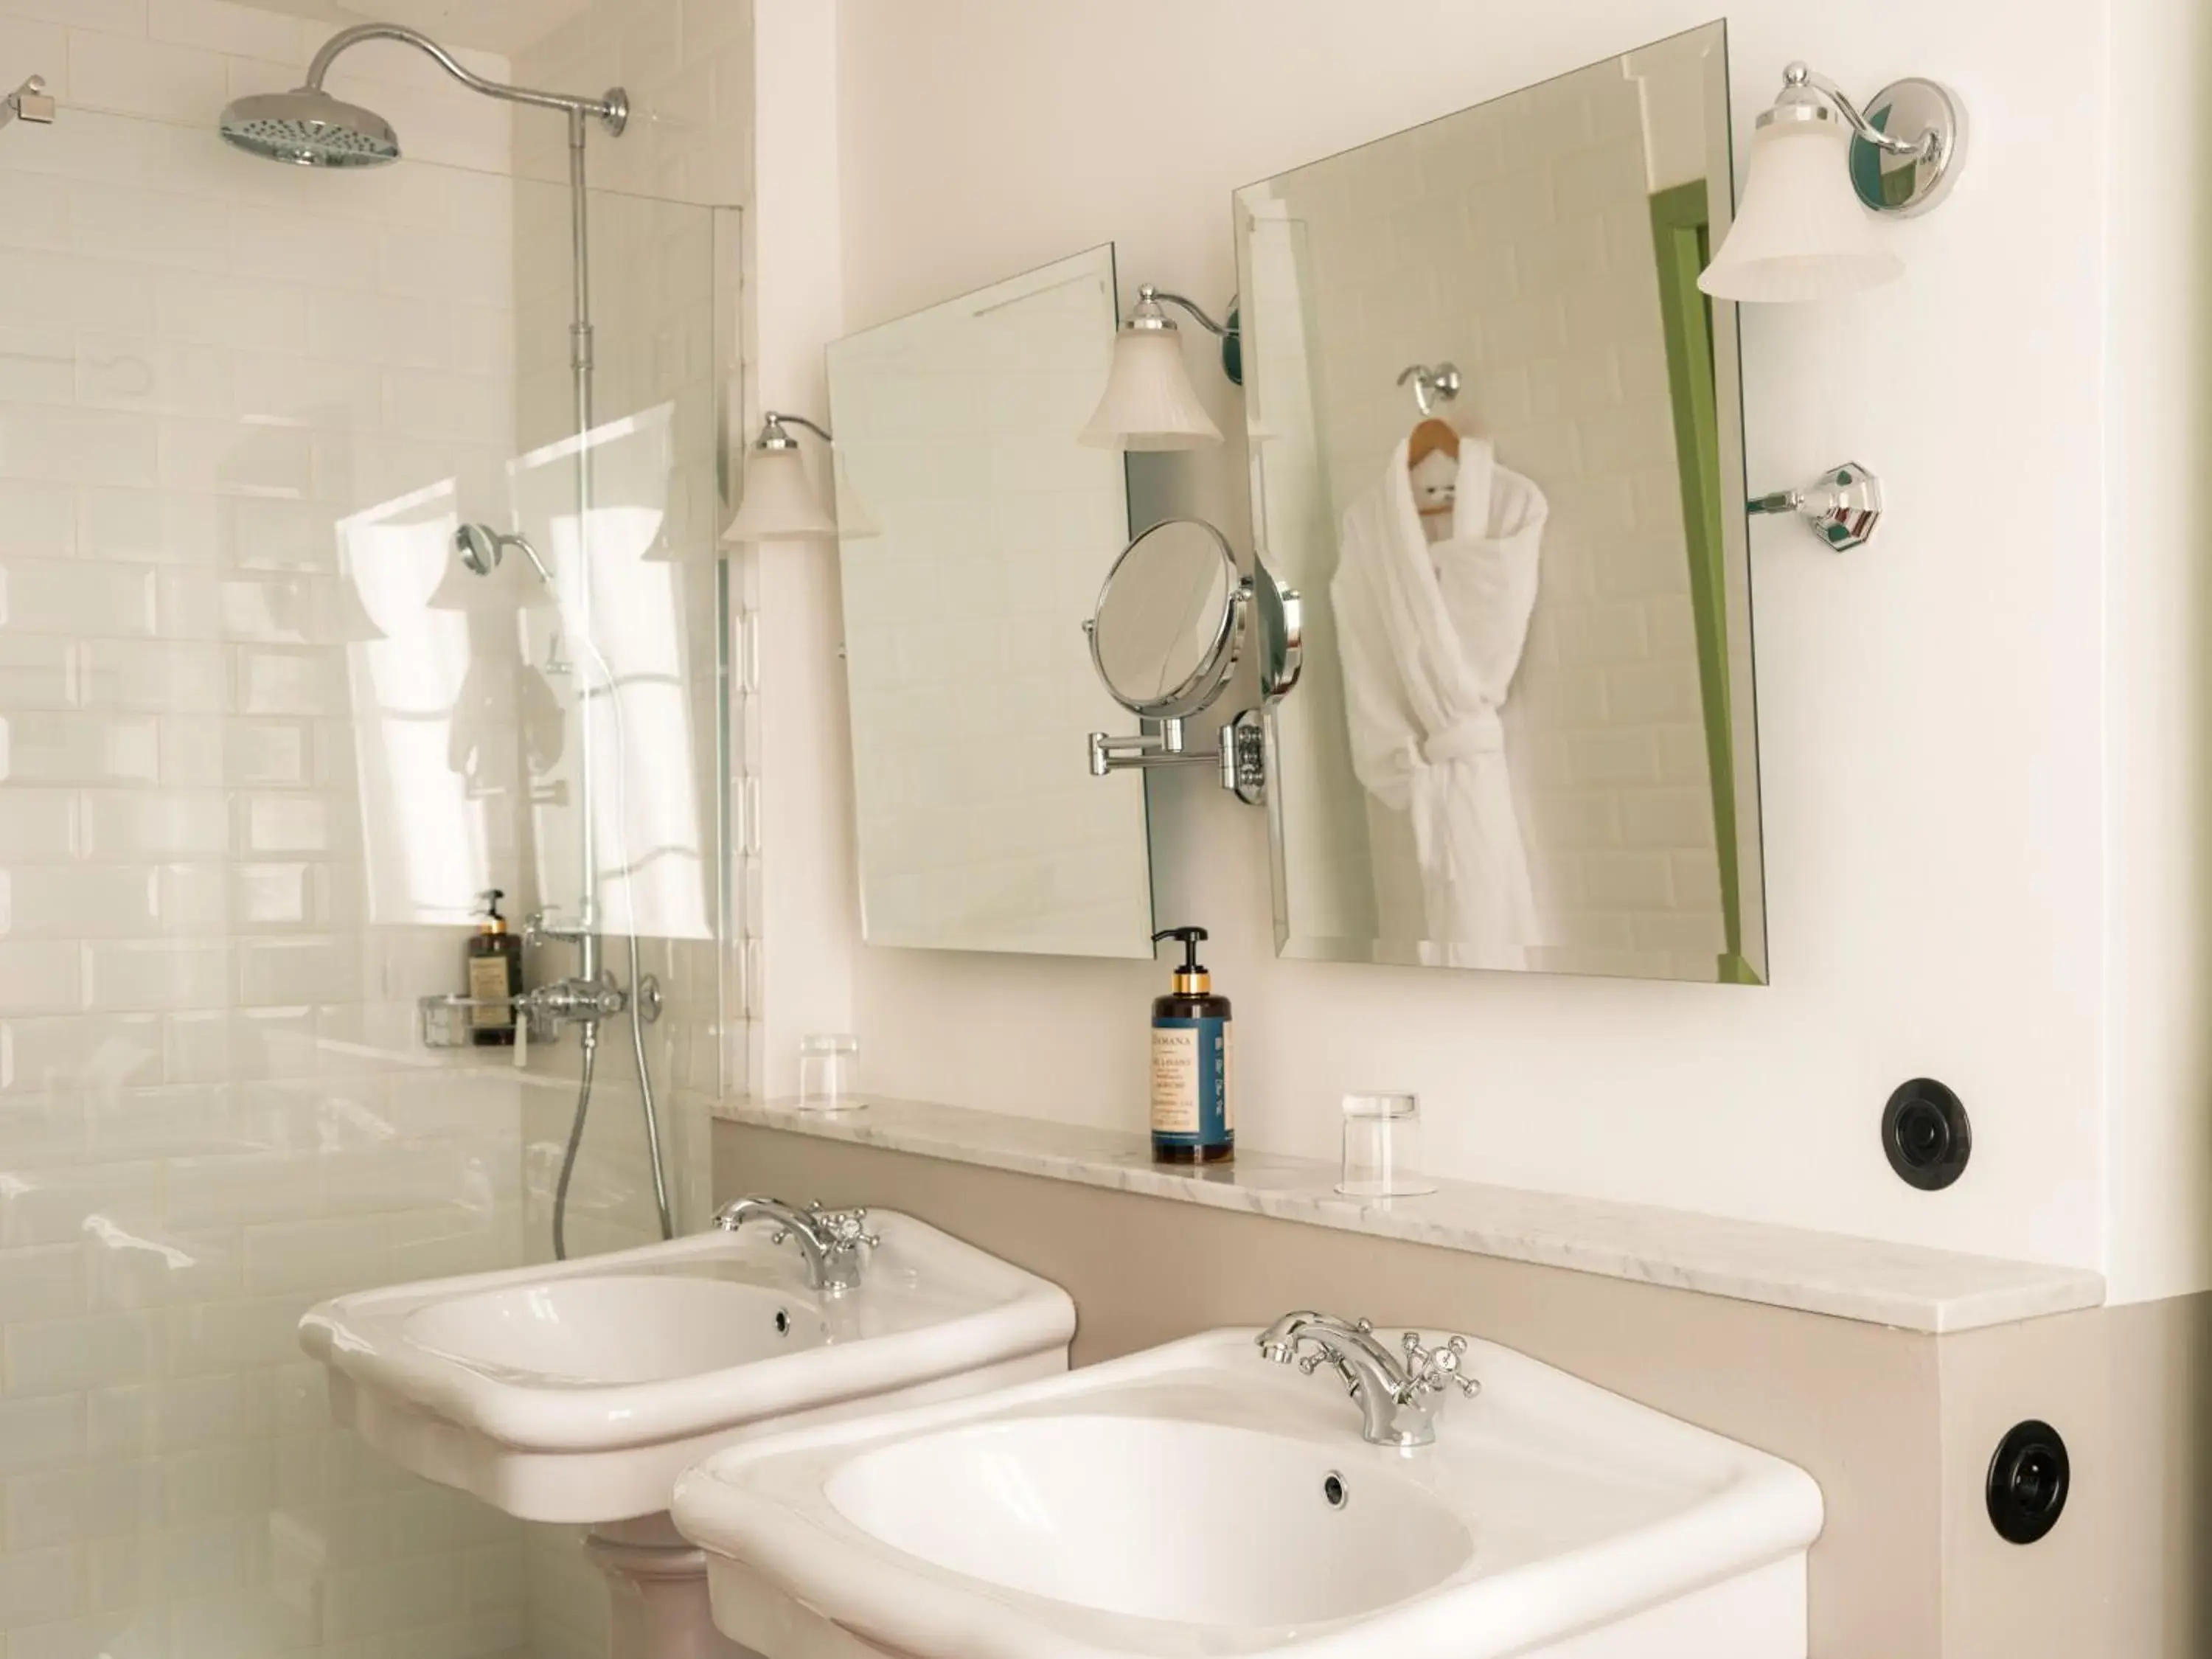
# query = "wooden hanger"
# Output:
<box><xmin>1408</xmin><ymin>417</ymin><xmax>1461</xmax><ymax>516</ymax></box>
<box><xmin>1408</xmin><ymin>417</ymin><xmax>1460</xmax><ymax>467</ymax></box>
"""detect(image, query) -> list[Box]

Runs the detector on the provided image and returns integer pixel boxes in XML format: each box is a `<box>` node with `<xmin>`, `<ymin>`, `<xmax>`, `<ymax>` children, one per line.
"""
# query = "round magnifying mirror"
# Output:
<box><xmin>1088</xmin><ymin>518</ymin><xmax>1243</xmax><ymax>721</ymax></box>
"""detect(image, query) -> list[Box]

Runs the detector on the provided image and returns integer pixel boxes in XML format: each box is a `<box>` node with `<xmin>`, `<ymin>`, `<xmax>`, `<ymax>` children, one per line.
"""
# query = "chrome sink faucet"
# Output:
<box><xmin>1257</xmin><ymin>1311</ymin><xmax>1480</xmax><ymax>1448</ymax></box>
<box><xmin>715</xmin><ymin>1196</ymin><xmax>879</xmax><ymax>1295</ymax></box>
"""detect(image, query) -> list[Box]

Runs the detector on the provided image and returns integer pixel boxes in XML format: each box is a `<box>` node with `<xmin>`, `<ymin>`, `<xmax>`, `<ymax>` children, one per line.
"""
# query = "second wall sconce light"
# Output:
<box><xmin>1701</xmin><ymin>62</ymin><xmax>1968</xmax><ymax>304</ymax></box>
<box><xmin>1079</xmin><ymin>284</ymin><xmax>1241</xmax><ymax>451</ymax></box>
<box><xmin>721</xmin><ymin>411</ymin><xmax>838</xmax><ymax>546</ymax></box>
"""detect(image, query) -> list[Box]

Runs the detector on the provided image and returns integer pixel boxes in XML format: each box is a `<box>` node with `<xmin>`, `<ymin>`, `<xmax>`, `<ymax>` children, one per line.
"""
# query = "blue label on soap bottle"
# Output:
<box><xmin>1152</xmin><ymin>1015</ymin><xmax>1231</xmax><ymax>1150</ymax></box>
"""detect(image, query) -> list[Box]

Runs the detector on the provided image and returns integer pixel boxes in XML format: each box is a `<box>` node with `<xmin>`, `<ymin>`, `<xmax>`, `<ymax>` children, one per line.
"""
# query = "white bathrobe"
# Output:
<box><xmin>1332</xmin><ymin>437</ymin><xmax>1545</xmax><ymax>968</ymax></box>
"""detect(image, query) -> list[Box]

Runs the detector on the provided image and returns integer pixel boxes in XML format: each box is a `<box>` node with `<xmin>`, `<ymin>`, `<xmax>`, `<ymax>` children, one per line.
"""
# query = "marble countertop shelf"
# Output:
<box><xmin>710</xmin><ymin>1096</ymin><xmax>2103</xmax><ymax>1335</ymax></box>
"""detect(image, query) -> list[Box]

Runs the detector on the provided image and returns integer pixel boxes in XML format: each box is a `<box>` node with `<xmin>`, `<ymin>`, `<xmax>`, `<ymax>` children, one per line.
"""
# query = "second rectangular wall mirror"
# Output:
<box><xmin>1237</xmin><ymin>20</ymin><xmax>1767</xmax><ymax>984</ymax></box>
<box><xmin>828</xmin><ymin>245</ymin><xmax>1158</xmax><ymax>959</ymax></box>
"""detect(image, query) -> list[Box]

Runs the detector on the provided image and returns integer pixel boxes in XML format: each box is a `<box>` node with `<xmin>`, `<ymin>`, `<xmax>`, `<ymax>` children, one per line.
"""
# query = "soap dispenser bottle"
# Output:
<box><xmin>467</xmin><ymin>888</ymin><xmax>522</xmax><ymax>1047</ymax></box>
<box><xmin>1150</xmin><ymin>925</ymin><xmax>1233</xmax><ymax>1164</ymax></box>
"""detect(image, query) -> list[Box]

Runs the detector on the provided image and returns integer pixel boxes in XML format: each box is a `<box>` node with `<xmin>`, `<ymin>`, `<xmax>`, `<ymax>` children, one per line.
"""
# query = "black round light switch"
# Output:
<box><xmin>1882</xmin><ymin>1078</ymin><xmax>1971</xmax><ymax>1191</ymax></box>
<box><xmin>1986</xmin><ymin>1419</ymin><xmax>2069</xmax><ymax>1545</ymax></box>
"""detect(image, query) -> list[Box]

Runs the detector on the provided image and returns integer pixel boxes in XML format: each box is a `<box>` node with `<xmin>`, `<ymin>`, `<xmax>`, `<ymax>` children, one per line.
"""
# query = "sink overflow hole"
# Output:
<box><xmin>773</xmin><ymin>1308</ymin><xmax>791</xmax><ymax>1337</ymax></box>
<box><xmin>1322</xmin><ymin>1472</ymin><xmax>1348</xmax><ymax>1510</ymax></box>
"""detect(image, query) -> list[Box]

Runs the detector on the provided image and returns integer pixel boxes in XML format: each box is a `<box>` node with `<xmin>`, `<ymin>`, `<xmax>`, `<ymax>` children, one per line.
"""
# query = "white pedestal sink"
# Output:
<box><xmin>672</xmin><ymin>1328</ymin><xmax>1825</xmax><ymax>1659</ymax></box>
<box><xmin>299</xmin><ymin>1217</ymin><xmax>1074</xmax><ymax>1659</ymax></box>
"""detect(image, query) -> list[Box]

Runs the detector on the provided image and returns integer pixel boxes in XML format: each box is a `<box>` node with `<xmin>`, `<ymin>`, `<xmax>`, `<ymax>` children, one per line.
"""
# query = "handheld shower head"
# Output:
<box><xmin>218</xmin><ymin>87</ymin><xmax>399</xmax><ymax>167</ymax></box>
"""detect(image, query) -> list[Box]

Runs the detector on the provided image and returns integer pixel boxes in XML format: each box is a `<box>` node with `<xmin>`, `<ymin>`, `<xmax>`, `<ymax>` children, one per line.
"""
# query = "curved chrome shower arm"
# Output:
<box><xmin>305</xmin><ymin>24</ymin><xmax>627</xmax><ymax>131</ymax></box>
<box><xmin>762</xmin><ymin>411</ymin><xmax>833</xmax><ymax>445</ymax></box>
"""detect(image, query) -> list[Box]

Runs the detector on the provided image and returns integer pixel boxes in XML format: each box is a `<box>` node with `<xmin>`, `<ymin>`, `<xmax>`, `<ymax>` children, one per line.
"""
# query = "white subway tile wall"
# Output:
<box><xmin>0</xmin><ymin>2</ymin><xmax>746</xmax><ymax>1658</ymax></box>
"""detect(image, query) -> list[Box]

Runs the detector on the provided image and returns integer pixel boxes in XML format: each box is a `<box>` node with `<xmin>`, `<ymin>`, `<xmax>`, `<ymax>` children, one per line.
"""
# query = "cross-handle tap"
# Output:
<box><xmin>714</xmin><ymin>1195</ymin><xmax>880</xmax><ymax>1294</ymax></box>
<box><xmin>1256</xmin><ymin>1311</ymin><xmax>1481</xmax><ymax>1447</ymax></box>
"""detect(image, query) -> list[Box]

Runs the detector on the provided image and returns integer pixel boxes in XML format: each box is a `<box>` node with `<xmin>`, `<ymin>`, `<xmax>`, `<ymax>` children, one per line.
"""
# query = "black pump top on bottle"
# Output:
<box><xmin>1153</xmin><ymin>925</ymin><xmax>1208</xmax><ymax>977</ymax></box>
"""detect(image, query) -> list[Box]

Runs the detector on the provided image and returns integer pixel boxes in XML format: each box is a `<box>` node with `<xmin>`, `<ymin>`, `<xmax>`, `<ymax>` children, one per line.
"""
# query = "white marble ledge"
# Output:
<box><xmin>712</xmin><ymin>1096</ymin><xmax>2105</xmax><ymax>1335</ymax></box>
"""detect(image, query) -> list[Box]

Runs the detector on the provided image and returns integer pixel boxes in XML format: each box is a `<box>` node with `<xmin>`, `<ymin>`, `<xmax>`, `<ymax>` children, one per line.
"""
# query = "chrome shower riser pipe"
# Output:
<box><xmin>551</xmin><ymin>97</ymin><xmax>672</xmax><ymax>1256</ymax></box>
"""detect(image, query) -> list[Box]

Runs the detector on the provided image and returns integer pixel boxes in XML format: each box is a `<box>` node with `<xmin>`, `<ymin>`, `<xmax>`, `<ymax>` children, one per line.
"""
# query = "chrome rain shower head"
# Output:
<box><xmin>218</xmin><ymin>86</ymin><xmax>399</xmax><ymax>167</ymax></box>
<box><xmin>217</xmin><ymin>23</ymin><xmax>625</xmax><ymax>171</ymax></box>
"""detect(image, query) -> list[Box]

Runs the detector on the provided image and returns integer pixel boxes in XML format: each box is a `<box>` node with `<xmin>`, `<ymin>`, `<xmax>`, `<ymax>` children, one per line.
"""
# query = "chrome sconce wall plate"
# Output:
<box><xmin>1845</xmin><ymin>75</ymin><xmax>1968</xmax><ymax>217</ymax></box>
<box><xmin>1083</xmin><ymin>518</ymin><xmax>1301</xmax><ymax>805</ymax></box>
<box><xmin>1701</xmin><ymin>61</ymin><xmax>1968</xmax><ymax>303</ymax></box>
<box><xmin>1750</xmin><ymin>461</ymin><xmax>1884</xmax><ymax>553</ymax></box>
<box><xmin>1079</xmin><ymin>285</ymin><xmax>1242</xmax><ymax>451</ymax></box>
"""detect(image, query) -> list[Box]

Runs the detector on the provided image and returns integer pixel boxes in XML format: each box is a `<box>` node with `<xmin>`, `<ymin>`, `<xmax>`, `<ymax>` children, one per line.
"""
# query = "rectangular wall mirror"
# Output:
<box><xmin>828</xmin><ymin>245</ymin><xmax>1157</xmax><ymax>957</ymax></box>
<box><xmin>1237</xmin><ymin>21</ymin><xmax>1765</xmax><ymax>983</ymax></box>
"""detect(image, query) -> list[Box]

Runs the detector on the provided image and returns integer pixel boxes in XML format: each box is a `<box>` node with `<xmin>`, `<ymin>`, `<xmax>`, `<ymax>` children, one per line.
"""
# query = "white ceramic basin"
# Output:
<box><xmin>402</xmin><ymin>1276</ymin><xmax>801</xmax><ymax>1382</ymax></box>
<box><xmin>673</xmin><ymin>1329</ymin><xmax>1825</xmax><ymax>1659</ymax></box>
<box><xmin>300</xmin><ymin>1217</ymin><xmax>1075</xmax><ymax>1526</ymax></box>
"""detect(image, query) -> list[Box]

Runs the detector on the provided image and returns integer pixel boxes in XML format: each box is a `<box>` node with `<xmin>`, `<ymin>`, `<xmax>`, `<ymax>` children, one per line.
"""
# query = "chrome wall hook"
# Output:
<box><xmin>1749</xmin><ymin>461</ymin><xmax>1883</xmax><ymax>553</ymax></box>
<box><xmin>1396</xmin><ymin>363</ymin><xmax>1462</xmax><ymax>417</ymax></box>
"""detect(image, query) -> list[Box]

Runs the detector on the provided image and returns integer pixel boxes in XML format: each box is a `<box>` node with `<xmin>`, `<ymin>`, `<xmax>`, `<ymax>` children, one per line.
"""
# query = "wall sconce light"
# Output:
<box><xmin>720</xmin><ymin>412</ymin><xmax>838</xmax><ymax>546</ymax></box>
<box><xmin>1749</xmin><ymin>461</ymin><xmax>1883</xmax><ymax>552</ymax></box>
<box><xmin>1079</xmin><ymin>285</ymin><xmax>1241</xmax><ymax>451</ymax></box>
<box><xmin>1701</xmin><ymin>63</ymin><xmax>1967</xmax><ymax>303</ymax></box>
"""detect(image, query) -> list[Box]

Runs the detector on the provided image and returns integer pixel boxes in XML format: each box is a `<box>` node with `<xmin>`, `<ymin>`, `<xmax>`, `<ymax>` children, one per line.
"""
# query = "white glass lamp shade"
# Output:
<box><xmin>1079</xmin><ymin>328</ymin><xmax>1222</xmax><ymax>451</ymax></box>
<box><xmin>1700</xmin><ymin>117</ymin><xmax>1905</xmax><ymax>303</ymax></box>
<box><xmin>721</xmin><ymin>445</ymin><xmax>838</xmax><ymax>545</ymax></box>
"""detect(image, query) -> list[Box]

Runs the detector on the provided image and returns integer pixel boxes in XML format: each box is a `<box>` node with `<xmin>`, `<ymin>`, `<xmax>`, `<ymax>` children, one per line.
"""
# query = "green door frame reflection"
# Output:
<box><xmin>1651</xmin><ymin>179</ymin><xmax>1761</xmax><ymax>987</ymax></box>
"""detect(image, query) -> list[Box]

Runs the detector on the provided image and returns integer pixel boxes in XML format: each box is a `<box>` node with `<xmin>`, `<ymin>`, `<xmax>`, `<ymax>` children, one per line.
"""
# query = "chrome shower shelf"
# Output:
<box><xmin>418</xmin><ymin>993</ymin><xmax>551</xmax><ymax>1051</ymax></box>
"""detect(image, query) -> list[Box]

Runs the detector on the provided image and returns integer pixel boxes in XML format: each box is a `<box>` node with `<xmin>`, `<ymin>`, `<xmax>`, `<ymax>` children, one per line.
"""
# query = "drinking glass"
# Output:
<box><xmin>1337</xmin><ymin>1093</ymin><xmax>1434</xmax><ymax>1197</ymax></box>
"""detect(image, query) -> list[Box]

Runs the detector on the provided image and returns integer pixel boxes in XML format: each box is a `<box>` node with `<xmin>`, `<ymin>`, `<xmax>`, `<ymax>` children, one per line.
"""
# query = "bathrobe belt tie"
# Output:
<box><xmin>1403</xmin><ymin>709</ymin><xmax>1506</xmax><ymax>884</ymax></box>
<box><xmin>1419</xmin><ymin>711</ymin><xmax>1503</xmax><ymax>765</ymax></box>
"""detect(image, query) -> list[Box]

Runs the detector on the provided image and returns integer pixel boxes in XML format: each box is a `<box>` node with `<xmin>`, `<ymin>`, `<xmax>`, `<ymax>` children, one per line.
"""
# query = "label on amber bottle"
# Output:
<box><xmin>468</xmin><ymin>953</ymin><xmax>513</xmax><ymax>1029</ymax></box>
<box><xmin>1152</xmin><ymin>1018</ymin><xmax>1230</xmax><ymax>1148</ymax></box>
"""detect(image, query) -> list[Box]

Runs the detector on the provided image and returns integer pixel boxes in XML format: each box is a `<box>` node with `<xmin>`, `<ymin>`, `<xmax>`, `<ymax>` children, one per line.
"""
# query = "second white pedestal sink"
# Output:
<box><xmin>299</xmin><ymin>1212</ymin><xmax>1074</xmax><ymax>1659</ymax></box>
<box><xmin>672</xmin><ymin>1327</ymin><xmax>1825</xmax><ymax>1659</ymax></box>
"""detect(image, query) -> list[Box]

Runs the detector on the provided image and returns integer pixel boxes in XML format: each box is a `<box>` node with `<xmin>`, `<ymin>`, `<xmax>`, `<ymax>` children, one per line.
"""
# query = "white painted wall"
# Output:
<box><xmin>752</xmin><ymin>0</ymin><xmax>855</xmax><ymax>1099</ymax></box>
<box><xmin>805</xmin><ymin>0</ymin><xmax>2122</xmax><ymax>1278</ymax></box>
<box><xmin>2101</xmin><ymin>0</ymin><xmax>2212</xmax><ymax>1304</ymax></box>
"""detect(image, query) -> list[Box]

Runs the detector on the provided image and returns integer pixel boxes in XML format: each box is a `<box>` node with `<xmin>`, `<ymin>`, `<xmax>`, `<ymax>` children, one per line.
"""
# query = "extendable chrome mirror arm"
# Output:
<box><xmin>1085</xmin><ymin>575</ymin><xmax>1290</xmax><ymax>807</ymax></box>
